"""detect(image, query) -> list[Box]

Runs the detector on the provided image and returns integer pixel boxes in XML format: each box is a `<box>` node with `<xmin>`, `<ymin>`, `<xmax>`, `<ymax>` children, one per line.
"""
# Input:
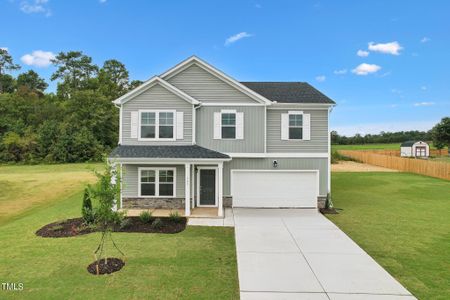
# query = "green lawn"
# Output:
<box><xmin>328</xmin><ymin>172</ymin><xmax>450</xmax><ymax>300</ymax></box>
<box><xmin>0</xmin><ymin>164</ymin><xmax>239</xmax><ymax>299</ymax></box>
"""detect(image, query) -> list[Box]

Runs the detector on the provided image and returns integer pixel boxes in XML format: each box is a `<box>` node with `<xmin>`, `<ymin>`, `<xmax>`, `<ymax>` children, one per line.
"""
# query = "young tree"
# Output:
<box><xmin>51</xmin><ymin>51</ymin><xmax>98</xmax><ymax>98</ymax></box>
<box><xmin>0</xmin><ymin>74</ymin><xmax>16</xmax><ymax>93</ymax></box>
<box><xmin>431</xmin><ymin>117</ymin><xmax>450</xmax><ymax>153</ymax></box>
<box><xmin>0</xmin><ymin>49</ymin><xmax>21</xmax><ymax>93</ymax></box>
<box><xmin>17</xmin><ymin>70</ymin><xmax>48</xmax><ymax>93</ymax></box>
<box><xmin>88</xmin><ymin>162</ymin><xmax>124</xmax><ymax>273</ymax></box>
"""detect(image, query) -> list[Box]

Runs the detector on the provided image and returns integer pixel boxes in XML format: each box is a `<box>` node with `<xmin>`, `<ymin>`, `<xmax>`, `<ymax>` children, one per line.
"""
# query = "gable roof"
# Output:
<box><xmin>401</xmin><ymin>141</ymin><xmax>428</xmax><ymax>147</ymax></box>
<box><xmin>240</xmin><ymin>82</ymin><xmax>335</xmax><ymax>104</ymax></box>
<box><xmin>110</xmin><ymin>145</ymin><xmax>230</xmax><ymax>159</ymax></box>
<box><xmin>113</xmin><ymin>76</ymin><xmax>200</xmax><ymax>105</ymax></box>
<box><xmin>160</xmin><ymin>56</ymin><xmax>273</xmax><ymax>105</ymax></box>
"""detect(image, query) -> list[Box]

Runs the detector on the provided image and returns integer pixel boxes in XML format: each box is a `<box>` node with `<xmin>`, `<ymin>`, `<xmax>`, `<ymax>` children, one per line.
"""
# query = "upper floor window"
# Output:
<box><xmin>288</xmin><ymin>114</ymin><xmax>303</xmax><ymax>140</ymax></box>
<box><xmin>139</xmin><ymin>110</ymin><xmax>175</xmax><ymax>140</ymax></box>
<box><xmin>221</xmin><ymin>113</ymin><xmax>236</xmax><ymax>139</ymax></box>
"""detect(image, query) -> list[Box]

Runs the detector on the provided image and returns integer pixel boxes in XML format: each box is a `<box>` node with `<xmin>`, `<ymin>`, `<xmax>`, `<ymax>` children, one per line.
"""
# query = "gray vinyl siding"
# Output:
<box><xmin>267</xmin><ymin>109</ymin><xmax>328</xmax><ymax>153</ymax></box>
<box><xmin>121</xmin><ymin>83</ymin><xmax>193</xmax><ymax>145</ymax></box>
<box><xmin>122</xmin><ymin>164</ymin><xmax>185</xmax><ymax>198</ymax></box>
<box><xmin>223</xmin><ymin>158</ymin><xmax>328</xmax><ymax>196</ymax></box>
<box><xmin>196</xmin><ymin>106</ymin><xmax>265</xmax><ymax>153</ymax></box>
<box><xmin>167</xmin><ymin>64</ymin><xmax>258</xmax><ymax>104</ymax></box>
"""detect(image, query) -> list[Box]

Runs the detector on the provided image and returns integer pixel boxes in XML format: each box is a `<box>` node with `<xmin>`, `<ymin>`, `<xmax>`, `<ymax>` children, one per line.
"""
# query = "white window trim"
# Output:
<box><xmin>220</xmin><ymin>109</ymin><xmax>237</xmax><ymax>140</ymax></box>
<box><xmin>138</xmin><ymin>167</ymin><xmax>177</xmax><ymax>198</ymax></box>
<box><xmin>138</xmin><ymin>109</ymin><xmax>176</xmax><ymax>141</ymax></box>
<box><xmin>287</xmin><ymin>111</ymin><xmax>304</xmax><ymax>141</ymax></box>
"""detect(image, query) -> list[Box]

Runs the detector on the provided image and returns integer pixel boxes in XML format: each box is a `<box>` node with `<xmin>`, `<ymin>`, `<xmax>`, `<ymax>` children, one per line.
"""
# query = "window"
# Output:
<box><xmin>140</xmin><ymin>111</ymin><xmax>174</xmax><ymax>140</ymax></box>
<box><xmin>221</xmin><ymin>113</ymin><xmax>236</xmax><ymax>139</ymax></box>
<box><xmin>139</xmin><ymin>168</ymin><xmax>175</xmax><ymax>197</ymax></box>
<box><xmin>289</xmin><ymin>114</ymin><xmax>303</xmax><ymax>140</ymax></box>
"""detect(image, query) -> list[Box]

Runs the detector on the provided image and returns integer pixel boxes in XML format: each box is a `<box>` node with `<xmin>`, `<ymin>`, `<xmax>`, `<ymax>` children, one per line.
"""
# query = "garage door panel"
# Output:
<box><xmin>231</xmin><ymin>171</ymin><xmax>318</xmax><ymax>208</ymax></box>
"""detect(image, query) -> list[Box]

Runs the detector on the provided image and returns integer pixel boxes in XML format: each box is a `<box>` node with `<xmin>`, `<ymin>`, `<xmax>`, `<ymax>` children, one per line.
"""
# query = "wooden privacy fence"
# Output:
<box><xmin>339</xmin><ymin>150</ymin><xmax>450</xmax><ymax>181</ymax></box>
<box><xmin>368</xmin><ymin>149</ymin><xmax>448</xmax><ymax>157</ymax></box>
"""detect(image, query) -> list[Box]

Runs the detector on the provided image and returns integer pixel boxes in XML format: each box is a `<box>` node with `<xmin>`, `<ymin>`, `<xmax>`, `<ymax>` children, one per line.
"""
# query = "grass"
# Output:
<box><xmin>0</xmin><ymin>163</ymin><xmax>102</xmax><ymax>225</ymax></box>
<box><xmin>430</xmin><ymin>156</ymin><xmax>450</xmax><ymax>163</ymax></box>
<box><xmin>328</xmin><ymin>172</ymin><xmax>450</xmax><ymax>300</ymax></box>
<box><xmin>0</xmin><ymin>164</ymin><xmax>239</xmax><ymax>299</ymax></box>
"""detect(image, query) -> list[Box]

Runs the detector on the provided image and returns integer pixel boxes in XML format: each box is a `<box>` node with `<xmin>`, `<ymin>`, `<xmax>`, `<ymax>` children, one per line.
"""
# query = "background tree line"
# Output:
<box><xmin>0</xmin><ymin>49</ymin><xmax>142</xmax><ymax>163</ymax></box>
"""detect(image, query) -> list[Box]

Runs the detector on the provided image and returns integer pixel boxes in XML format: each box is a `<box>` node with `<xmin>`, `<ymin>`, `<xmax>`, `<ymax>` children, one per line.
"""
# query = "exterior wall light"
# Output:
<box><xmin>272</xmin><ymin>160</ymin><xmax>278</xmax><ymax>168</ymax></box>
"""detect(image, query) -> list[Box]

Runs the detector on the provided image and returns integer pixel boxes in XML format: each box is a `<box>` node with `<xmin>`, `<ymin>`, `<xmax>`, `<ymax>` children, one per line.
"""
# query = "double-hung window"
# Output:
<box><xmin>288</xmin><ymin>114</ymin><xmax>303</xmax><ymax>140</ymax></box>
<box><xmin>221</xmin><ymin>113</ymin><xmax>236</xmax><ymax>139</ymax></box>
<box><xmin>140</xmin><ymin>111</ymin><xmax>174</xmax><ymax>140</ymax></box>
<box><xmin>139</xmin><ymin>168</ymin><xmax>175</xmax><ymax>197</ymax></box>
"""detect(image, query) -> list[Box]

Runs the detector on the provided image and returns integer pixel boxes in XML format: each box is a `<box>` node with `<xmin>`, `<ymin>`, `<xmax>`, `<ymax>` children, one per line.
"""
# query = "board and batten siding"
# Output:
<box><xmin>122</xmin><ymin>164</ymin><xmax>185</xmax><ymax>198</ymax></box>
<box><xmin>223</xmin><ymin>158</ymin><xmax>328</xmax><ymax>196</ymax></box>
<box><xmin>166</xmin><ymin>64</ymin><xmax>258</xmax><ymax>104</ymax></box>
<box><xmin>121</xmin><ymin>83</ymin><xmax>192</xmax><ymax>145</ymax></box>
<box><xmin>196</xmin><ymin>106</ymin><xmax>265</xmax><ymax>153</ymax></box>
<box><xmin>267</xmin><ymin>109</ymin><xmax>328</xmax><ymax>153</ymax></box>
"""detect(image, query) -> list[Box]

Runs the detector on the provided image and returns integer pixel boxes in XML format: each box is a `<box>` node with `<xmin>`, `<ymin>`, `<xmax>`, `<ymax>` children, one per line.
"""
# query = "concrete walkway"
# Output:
<box><xmin>234</xmin><ymin>208</ymin><xmax>416</xmax><ymax>300</ymax></box>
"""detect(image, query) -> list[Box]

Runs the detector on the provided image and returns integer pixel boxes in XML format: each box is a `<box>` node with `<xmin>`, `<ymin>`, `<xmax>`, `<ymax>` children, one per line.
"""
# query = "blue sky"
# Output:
<box><xmin>1</xmin><ymin>0</ymin><xmax>449</xmax><ymax>136</ymax></box>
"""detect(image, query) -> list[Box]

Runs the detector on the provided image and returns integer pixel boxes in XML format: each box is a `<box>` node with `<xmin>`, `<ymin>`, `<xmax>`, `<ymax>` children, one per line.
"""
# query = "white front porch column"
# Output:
<box><xmin>185</xmin><ymin>163</ymin><xmax>191</xmax><ymax>216</ymax></box>
<box><xmin>218</xmin><ymin>162</ymin><xmax>224</xmax><ymax>217</ymax></box>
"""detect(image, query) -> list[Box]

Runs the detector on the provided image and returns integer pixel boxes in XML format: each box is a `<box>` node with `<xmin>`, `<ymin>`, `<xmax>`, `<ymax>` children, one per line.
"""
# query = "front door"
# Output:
<box><xmin>199</xmin><ymin>169</ymin><xmax>216</xmax><ymax>206</ymax></box>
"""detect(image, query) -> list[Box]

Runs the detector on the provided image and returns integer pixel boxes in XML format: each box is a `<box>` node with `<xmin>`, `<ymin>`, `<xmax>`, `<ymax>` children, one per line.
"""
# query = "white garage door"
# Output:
<box><xmin>231</xmin><ymin>170</ymin><xmax>319</xmax><ymax>208</ymax></box>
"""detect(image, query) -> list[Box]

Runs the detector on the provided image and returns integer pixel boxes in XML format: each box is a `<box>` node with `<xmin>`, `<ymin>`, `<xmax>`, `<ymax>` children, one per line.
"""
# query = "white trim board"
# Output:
<box><xmin>159</xmin><ymin>56</ymin><xmax>273</xmax><ymax>105</ymax></box>
<box><xmin>225</xmin><ymin>152</ymin><xmax>328</xmax><ymax>158</ymax></box>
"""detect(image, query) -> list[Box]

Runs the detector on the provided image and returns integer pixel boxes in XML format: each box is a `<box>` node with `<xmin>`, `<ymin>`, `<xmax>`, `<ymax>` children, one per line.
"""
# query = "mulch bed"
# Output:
<box><xmin>319</xmin><ymin>208</ymin><xmax>340</xmax><ymax>214</ymax></box>
<box><xmin>36</xmin><ymin>217</ymin><xmax>187</xmax><ymax>238</ymax></box>
<box><xmin>35</xmin><ymin>218</ymin><xmax>95</xmax><ymax>238</ymax></box>
<box><xmin>87</xmin><ymin>258</ymin><xmax>125</xmax><ymax>275</ymax></box>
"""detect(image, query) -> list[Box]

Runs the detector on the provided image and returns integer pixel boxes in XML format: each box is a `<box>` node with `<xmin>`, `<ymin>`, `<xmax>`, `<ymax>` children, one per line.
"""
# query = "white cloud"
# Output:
<box><xmin>225</xmin><ymin>32</ymin><xmax>253</xmax><ymax>46</ymax></box>
<box><xmin>368</xmin><ymin>41</ymin><xmax>403</xmax><ymax>55</ymax></box>
<box><xmin>332</xmin><ymin>120</ymin><xmax>437</xmax><ymax>136</ymax></box>
<box><xmin>315</xmin><ymin>75</ymin><xmax>326</xmax><ymax>82</ymax></box>
<box><xmin>413</xmin><ymin>102</ymin><xmax>434</xmax><ymax>107</ymax></box>
<box><xmin>420</xmin><ymin>37</ymin><xmax>430</xmax><ymax>43</ymax></box>
<box><xmin>351</xmin><ymin>63</ymin><xmax>381</xmax><ymax>75</ymax></box>
<box><xmin>20</xmin><ymin>0</ymin><xmax>51</xmax><ymax>16</ymax></box>
<box><xmin>356</xmin><ymin>50</ymin><xmax>369</xmax><ymax>57</ymax></box>
<box><xmin>21</xmin><ymin>50</ymin><xmax>55</xmax><ymax>67</ymax></box>
<box><xmin>333</xmin><ymin>69</ymin><xmax>347</xmax><ymax>75</ymax></box>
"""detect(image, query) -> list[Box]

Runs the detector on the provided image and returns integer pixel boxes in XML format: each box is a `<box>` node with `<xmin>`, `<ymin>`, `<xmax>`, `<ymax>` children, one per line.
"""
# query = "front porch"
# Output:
<box><xmin>110</xmin><ymin>145</ymin><xmax>231</xmax><ymax>218</ymax></box>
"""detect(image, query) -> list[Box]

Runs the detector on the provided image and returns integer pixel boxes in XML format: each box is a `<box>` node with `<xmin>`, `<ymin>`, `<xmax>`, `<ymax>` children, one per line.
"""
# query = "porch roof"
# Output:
<box><xmin>110</xmin><ymin>145</ymin><xmax>230</xmax><ymax>160</ymax></box>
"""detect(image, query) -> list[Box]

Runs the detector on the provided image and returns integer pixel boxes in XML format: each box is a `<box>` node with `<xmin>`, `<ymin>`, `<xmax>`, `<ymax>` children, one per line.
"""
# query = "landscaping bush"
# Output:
<box><xmin>168</xmin><ymin>211</ymin><xmax>182</xmax><ymax>223</ymax></box>
<box><xmin>151</xmin><ymin>218</ymin><xmax>163</xmax><ymax>229</ymax></box>
<box><xmin>139</xmin><ymin>211</ymin><xmax>153</xmax><ymax>223</ymax></box>
<box><xmin>119</xmin><ymin>218</ymin><xmax>131</xmax><ymax>230</ymax></box>
<box><xmin>81</xmin><ymin>188</ymin><xmax>96</xmax><ymax>224</ymax></box>
<box><xmin>331</xmin><ymin>150</ymin><xmax>356</xmax><ymax>164</ymax></box>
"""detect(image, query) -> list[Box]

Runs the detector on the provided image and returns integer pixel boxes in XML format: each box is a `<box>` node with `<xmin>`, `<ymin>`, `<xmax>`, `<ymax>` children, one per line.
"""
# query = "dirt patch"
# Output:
<box><xmin>332</xmin><ymin>161</ymin><xmax>398</xmax><ymax>172</ymax></box>
<box><xmin>87</xmin><ymin>258</ymin><xmax>125</xmax><ymax>275</ymax></box>
<box><xmin>36</xmin><ymin>217</ymin><xmax>187</xmax><ymax>238</ymax></box>
<box><xmin>35</xmin><ymin>218</ymin><xmax>94</xmax><ymax>238</ymax></box>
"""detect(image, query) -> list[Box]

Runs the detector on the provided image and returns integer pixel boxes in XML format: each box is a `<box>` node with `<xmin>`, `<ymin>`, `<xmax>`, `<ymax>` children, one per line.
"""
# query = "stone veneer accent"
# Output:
<box><xmin>223</xmin><ymin>196</ymin><xmax>233</xmax><ymax>208</ymax></box>
<box><xmin>122</xmin><ymin>197</ymin><xmax>185</xmax><ymax>209</ymax></box>
<box><xmin>317</xmin><ymin>196</ymin><xmax>327</xmax><ymax>209</ymax></box>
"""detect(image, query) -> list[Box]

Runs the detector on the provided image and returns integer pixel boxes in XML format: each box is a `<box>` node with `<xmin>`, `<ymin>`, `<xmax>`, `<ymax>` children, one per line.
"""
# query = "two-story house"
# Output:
<box><xmin>109</xmin><ymin>56</ymin><xmax>335</xmax><ymax>217</ymax></box>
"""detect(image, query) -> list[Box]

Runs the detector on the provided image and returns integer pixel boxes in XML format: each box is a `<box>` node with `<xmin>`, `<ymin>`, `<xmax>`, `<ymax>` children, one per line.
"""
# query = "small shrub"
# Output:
<box><xmin>119</xmin><ymin>218</ymin><xmax>131</xmax><ymax>230</ymax></box>
<box><xmin>151</xmin><ymin>218</ymin><xmax>163</xmax><ymax>229</ymax></box>
<box><xmin>331</xmin><ymin>150</ymin><xmax>357</xmax><ymax>164</ymax></box>
<box><xmin>111</xmin><ymin>210</ymin><xmax>126</xmax><ymax>226</ymax></box>
<box><xmin>139</xmin><ymin>210</ymin><xmax>153</xmax><ymax>223</ymax></box>
<box><xmin>325</xmin><ymin>193</ymin><xmax>334</xmax><ymax>209</ymax></box>
<box><xmin>168</xmin><ymin>211</ymin><xmax>183</xmax><ymax>223</ymax></box>
<box><xmin>51</xmin><ymin>225</ymin><xmax>64</xmax><ymax>232</ymax></box>
<box><xmin>82</xmin><ymin>207</ymin><xmax>97</xmax><ymax>225</ymax></box>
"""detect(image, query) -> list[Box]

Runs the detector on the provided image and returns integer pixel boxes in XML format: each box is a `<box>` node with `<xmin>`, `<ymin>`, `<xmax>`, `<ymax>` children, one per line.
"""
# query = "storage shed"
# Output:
<box><xmin>400</xmin><ymin>141</ymin><xmax>430</xmax><ymax>157</ymax></box>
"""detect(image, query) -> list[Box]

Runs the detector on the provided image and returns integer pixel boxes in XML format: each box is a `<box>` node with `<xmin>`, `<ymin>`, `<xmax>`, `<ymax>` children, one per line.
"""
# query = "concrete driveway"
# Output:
<box><xmin>234</xmin><ymin>208</ymin><xmax>416</xmax><ymax>300</ymax></box>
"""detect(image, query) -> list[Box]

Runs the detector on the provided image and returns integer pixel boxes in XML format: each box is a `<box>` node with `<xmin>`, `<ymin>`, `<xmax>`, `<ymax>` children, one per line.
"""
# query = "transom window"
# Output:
<box><xmin>289</xmin><ymin>114</ymin><xmax>303</xmax><ymax>140</ymax></box>
<box><xmin>140</xmin><ymin>111</ymin><xmax>174</xmax><ymax>140</ymax></box>
<box><xmin>221</xmin><ymin>113</ymin><xmax>236</xmax><ymax>139</ymax></box>
<box><xmin>140</xmin><ymin>168</ymin><xmax>175</xmax><ymax>197</ymax></box>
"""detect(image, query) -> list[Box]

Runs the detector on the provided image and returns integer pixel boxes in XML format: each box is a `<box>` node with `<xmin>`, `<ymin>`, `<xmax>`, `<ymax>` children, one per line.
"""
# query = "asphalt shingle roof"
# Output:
<box><xmin>241</xmin><ymin>82</ymin><xmax>335</xmax><ymax>104</ymax></box>
<box><xmin>110</xmin><ymin>145</ymin><xmax>230</xmax><ymax>159</ymax></box>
